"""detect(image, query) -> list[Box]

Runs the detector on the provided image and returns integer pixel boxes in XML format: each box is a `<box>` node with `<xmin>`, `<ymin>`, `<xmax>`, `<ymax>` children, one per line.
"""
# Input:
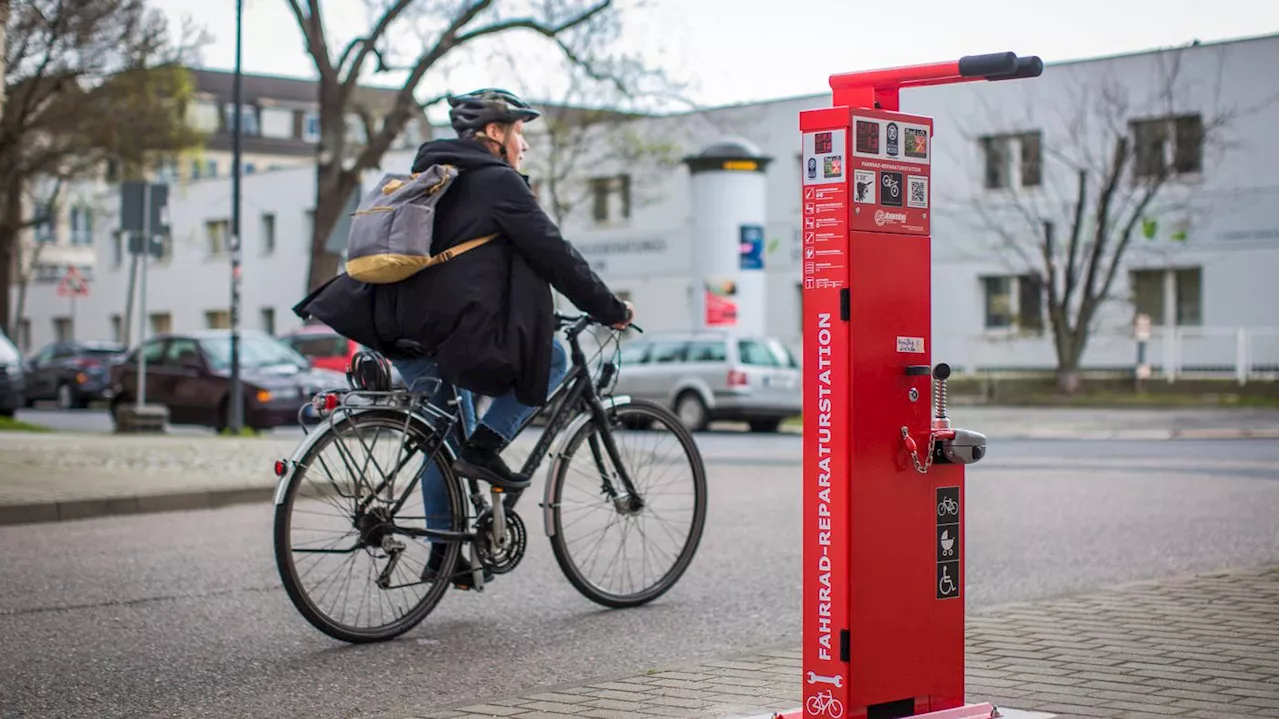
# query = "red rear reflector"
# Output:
<box><xmin>324</xmin><ymin>393</ymin><xmax>339</xmax><ymax>410</ymax></box>
<box><xmin>273</xmin><ymin>460</ymin><xmax>287</xmax><ymax>477</ymax></box>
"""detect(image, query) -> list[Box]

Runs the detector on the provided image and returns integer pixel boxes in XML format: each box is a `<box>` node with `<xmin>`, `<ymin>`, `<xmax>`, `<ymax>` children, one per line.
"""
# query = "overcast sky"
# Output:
<box><xmin>154</xmin><ymin>0</ymin><xmax>1278</xmax><ymax>113</ymax></box>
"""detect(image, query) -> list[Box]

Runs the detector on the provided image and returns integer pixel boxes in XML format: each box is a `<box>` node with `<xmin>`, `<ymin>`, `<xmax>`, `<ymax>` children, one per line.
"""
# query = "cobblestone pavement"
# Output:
<box><xmin>372</xmin><ymin>566</ymin><xmax>1278</xmax><ymax>719</ymax></box>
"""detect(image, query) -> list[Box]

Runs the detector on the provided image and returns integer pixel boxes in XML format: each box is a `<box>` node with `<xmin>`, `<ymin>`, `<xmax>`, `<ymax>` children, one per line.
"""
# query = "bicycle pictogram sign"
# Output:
<box><xmin>806</xmin><ymin>689</ymin><xmax>845</xmax><ymax>718</ymax></box>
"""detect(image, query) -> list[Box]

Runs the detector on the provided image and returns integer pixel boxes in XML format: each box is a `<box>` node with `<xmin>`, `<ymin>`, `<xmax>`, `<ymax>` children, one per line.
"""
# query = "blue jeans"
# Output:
<box><xmin>390</xmin><ymin>339</ymin><xmax>569</xmax><ymax>536</ymax></box>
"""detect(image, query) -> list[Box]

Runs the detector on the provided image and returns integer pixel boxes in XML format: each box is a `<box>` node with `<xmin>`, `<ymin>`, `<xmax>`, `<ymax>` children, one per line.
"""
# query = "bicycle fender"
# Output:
<box><xmin>271</xmin><ymin>408</ymin><xmax>395</xmax><ymax>506</ymax></box>
<box><xmin>541</xmin><ymin>394</ymin><xmax>631</xmax><ymax>537</ymax></box>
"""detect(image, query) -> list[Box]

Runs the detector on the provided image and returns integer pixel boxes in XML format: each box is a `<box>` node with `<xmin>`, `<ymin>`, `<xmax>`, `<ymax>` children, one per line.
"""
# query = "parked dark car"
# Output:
<box><xmin>0</xmin><ymin>330</ymin><xmax>25</xmax><ymax>417</ymax></box>
<box><xmin>108</xmin><ymin>330</ymin><xmax>347</xmax><ymax>431</ymax></box>
<box><xmin>23</xmin><ymin>340</ymin><xmax>127</xmax><ymax>409</ymax></box>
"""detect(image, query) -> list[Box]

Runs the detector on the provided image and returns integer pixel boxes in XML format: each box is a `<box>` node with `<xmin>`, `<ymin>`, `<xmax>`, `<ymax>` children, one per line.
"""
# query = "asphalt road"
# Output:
<box><xmin>0</xmin><ymin>434</ymin><xmax>1275</xmax><ymax>719</ymax></box>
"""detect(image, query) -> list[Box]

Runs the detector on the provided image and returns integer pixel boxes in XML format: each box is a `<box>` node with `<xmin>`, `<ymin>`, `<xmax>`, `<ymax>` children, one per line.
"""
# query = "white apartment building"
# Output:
<box><xmin>16</xmin><ymin>34</ymin><xmax>1279</xmax><ymax>379</ymax></box>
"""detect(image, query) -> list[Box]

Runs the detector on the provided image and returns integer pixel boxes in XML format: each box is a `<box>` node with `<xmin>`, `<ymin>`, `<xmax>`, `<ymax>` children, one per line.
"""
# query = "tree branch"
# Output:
<box><xmin>337</xmin><ymin>0</ymin><xmax>416</xmax><ymax>100</ymax></box>
<box><xmin>286</xmin><ymin>0</ymin><xmax>337</xmax><ymax>84</ymax></box>
<box><xmin>1061</xmin><ymin>169</ymin><xmax>1088</xmax><ymax>316</ymax></box>
<box><xmin>1080</xmin><ymin>136</ymin><xmax>1128</xmax><ymax>306</ymax></box>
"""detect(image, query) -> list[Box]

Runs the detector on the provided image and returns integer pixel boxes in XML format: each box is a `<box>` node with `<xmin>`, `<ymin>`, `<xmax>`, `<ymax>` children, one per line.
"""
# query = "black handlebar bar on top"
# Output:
<box><xmin>554</xmin><ymin>311</ymin><xmax>644</xmax><ymax>337</ymax></box>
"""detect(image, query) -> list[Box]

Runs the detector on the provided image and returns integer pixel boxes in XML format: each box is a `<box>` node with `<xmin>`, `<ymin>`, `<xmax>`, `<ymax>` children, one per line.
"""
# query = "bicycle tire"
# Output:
<box><xmin>547</xmin><ymin>398</ymin><xmax>708</xmax><ymax>608</ymax></box>
<box><xmin>273</xmin><ymin>409</ymin><xmax>466</xmax><ymax>643</ymax></box>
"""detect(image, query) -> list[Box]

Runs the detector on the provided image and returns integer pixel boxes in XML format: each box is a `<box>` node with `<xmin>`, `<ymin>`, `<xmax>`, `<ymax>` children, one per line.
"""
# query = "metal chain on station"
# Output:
<box><xmin>901</xmin><ymin>426</ymin><xmax>937</xmax><ymax>474</ymax></box>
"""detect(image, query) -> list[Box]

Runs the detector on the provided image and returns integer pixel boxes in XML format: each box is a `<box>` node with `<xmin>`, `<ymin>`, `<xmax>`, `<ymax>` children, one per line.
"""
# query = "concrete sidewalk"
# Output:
<box><xmin>374</xmin><ymin>566</ymin><xmax>1278</xmax><ymax>719</ymax></box>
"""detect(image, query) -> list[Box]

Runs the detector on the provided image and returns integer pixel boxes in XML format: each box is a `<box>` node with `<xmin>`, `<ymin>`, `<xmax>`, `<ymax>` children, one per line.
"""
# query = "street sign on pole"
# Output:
<box><xmin>121</xmin><ymin>181</ymin><xmax>168</xmax><ymax>409</ymax></box>
<box><xmin>56</xmin><ymin>267</ymin><xmax>90</xmax><ymax>297</ymax></box>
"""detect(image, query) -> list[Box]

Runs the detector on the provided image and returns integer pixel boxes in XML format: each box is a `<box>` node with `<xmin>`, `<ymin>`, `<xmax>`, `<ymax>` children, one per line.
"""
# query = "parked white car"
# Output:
<box><xmin>611</xmin><ymin>330</ymin><xmax>801</xmax><ymax>432</ymax></box>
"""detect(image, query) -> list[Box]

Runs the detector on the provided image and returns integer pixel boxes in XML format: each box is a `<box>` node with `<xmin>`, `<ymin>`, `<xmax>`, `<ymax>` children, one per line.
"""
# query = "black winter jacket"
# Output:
<box><xmin>293</xmin><ymin>138</ymin><xmax>629</xmax><ymax>406</ymax></box>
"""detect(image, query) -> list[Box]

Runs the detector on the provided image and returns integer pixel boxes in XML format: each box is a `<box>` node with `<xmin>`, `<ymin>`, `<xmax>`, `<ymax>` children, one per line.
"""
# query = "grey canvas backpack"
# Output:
<box><xmin>343</xmin><ymin>163</ymin><xmax>495</xmax><ymax>284</ymax></box>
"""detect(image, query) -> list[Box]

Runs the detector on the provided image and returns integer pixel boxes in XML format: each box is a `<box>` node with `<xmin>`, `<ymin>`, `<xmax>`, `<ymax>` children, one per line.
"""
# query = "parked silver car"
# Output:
<box><xmin>611</xmin><ymin>330</ymin><xmax>801</xmax><ymax>432</ymax></box>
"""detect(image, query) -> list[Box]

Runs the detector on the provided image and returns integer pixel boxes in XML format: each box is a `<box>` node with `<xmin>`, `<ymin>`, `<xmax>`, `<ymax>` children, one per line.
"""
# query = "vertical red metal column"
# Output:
<box><xmin>799</xmin><ymin>106</ymin><xmax>855</xmax><ymax>716</ymax></box>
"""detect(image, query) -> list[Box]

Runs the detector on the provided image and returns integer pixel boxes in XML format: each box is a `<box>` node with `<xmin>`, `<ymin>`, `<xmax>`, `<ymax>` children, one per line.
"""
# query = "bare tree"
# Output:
<box><xmin>1</xmin><ymin>0</ymin><xmax>206</xmax><ymax>335</ymax></box>
<box><xmin>963</xmin><ymin>42</ymin><xmax>1271</xmax><ymax>393</ymax></box>
<box><xmin>489</xmin><ymin>46</ymin><xmax>686</xmax><ymax>226</ymax></box>
<box><xmin>0</xmin><ymin>1</ymin><xmax>8</xmax><ymax>122</ymax></box>
<box><xmin>286</xmin><ymin>0</ymin><xmax>666</xmax><ymax>293</ymax></box>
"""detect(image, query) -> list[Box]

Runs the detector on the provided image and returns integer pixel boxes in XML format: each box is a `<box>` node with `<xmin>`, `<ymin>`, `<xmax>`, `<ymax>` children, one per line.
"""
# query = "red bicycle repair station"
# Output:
<box><xmin>785</xmin><ymin>53</ymin><xmax>1043</xmax><ymax>719</ymax></box>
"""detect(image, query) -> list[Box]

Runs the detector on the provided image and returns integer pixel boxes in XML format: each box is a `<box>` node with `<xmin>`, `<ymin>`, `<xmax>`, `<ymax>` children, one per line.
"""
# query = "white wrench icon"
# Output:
<box><xmin>806</xmin><ymin>671</ymin><xmax>844</xmax><ymax>687</ymax></box>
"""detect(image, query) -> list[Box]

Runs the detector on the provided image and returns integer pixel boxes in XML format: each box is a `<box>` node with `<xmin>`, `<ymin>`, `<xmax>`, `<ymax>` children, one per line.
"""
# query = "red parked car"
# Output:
<box><xmin>280</xmin><ymin>324</ymin><xmax>357</xmax><ymax>374</ymax></box>
<box><xmin>280</xmin><ymin>324</ymin><xmax>404</xmax><ymax>387</ymax></box>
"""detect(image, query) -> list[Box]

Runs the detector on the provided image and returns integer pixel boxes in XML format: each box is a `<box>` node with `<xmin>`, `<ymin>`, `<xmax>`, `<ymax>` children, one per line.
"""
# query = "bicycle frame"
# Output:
<box><xmin>279</xmin><ymin>313</ymin><xmax>643</xmax><ymax>551</ymax></box>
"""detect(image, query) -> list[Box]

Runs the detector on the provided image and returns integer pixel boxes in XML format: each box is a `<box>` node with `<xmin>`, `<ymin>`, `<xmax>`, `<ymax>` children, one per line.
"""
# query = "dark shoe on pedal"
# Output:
<box><xmin>422</xmin><ymin>544</ymin><xmax>493</xmax><ymax>591</ymax></box>
<box><xmin>452</xmin><ymin>424</ymin><xmax>531</xmax><ymax>490</ymax></box>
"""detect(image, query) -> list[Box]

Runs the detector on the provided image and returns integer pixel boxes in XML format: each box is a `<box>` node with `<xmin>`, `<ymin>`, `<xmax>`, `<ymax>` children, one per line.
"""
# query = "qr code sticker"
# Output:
<box><xmin>907</xmin><ymin>175</ymin><xmax>928</xmax><ymax>208</ymax></box>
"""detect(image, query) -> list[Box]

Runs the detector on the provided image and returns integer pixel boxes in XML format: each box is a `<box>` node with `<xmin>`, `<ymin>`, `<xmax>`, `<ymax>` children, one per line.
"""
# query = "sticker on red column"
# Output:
<box><xmin>848</xmin><ymin>111</ymin><xmax>932</xmax><ymax>236</ymax></box>
<box><xmin>802</xmin><ymin>129</ymin><xmax>847</xmax><ymax>290</ymax></box>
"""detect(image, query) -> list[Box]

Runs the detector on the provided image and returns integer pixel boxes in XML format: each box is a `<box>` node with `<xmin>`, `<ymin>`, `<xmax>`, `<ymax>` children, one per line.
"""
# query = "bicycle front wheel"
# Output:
<box><xmin>273</xmin><ymin>409</ymin><xmax>466</xmax><ymax>643</ymax></box>
<box><xmin>547</xmin><ymin>398</ymin><xmax>707</xmax><ymax>608</ymax></box>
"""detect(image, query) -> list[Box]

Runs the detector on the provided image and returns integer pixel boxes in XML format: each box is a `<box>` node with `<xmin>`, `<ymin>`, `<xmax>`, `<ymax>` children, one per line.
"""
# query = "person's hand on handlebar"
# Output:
<box><xmin>612</xmin><ymin>301</ymin><xmax>636</xmax><ymax>330</ymax></box>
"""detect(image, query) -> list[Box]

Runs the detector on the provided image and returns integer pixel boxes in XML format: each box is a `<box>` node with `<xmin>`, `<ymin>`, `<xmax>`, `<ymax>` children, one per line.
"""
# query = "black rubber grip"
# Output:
<box><xmin>987</xmin><ymin>55</ymin><xmax>1045</xmax><ymax>81</ymax></box>
<box><xmin>905</xmin><ymin>365</ymin><xmax>930</xmax><ymax>376</ymax></box>
<box><xmin>958</xmin><ymin>52</ymin><xmax>1017</xmax><ymax>78</ymax></box>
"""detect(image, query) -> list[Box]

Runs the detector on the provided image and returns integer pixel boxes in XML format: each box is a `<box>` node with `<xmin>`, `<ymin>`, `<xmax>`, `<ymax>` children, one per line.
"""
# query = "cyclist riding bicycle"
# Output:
<box><xmin>294</xmin><ymin>88</ymin><xmax>635</xmax><ymax>583</ymax></box>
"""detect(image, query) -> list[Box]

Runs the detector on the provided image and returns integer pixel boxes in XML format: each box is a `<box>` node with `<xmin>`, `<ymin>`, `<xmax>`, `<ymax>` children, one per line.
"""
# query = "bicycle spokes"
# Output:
<box><xmin>283</xmin><ymin>422</ymin><xmax>447</xmax><ymax>632</ymax></box>
<box><xmin>554</xmin><ymin>412</ymin><xmax>701</xmax><ymax>600</ymax></box>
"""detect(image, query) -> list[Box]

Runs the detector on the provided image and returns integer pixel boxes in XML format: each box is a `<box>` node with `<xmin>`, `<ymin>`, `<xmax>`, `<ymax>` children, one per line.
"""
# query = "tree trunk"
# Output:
<box><xmin>0</xmin><ymin>180</ymin><xmax>21</xmax><ymax>338</ymax></box>
<box><xmin>1056</xmin><ymin>365</ymin><xmax>1082</xmax><ymax>394</ymax></box>
<box><xmin>0</xmin><ymin>1</ymin><xmax>8</xmax><ymax>120</ymax></box>
<box><xmin>305</xmin><ymin>162</ymin><xmax>349</xmax><ymax>293</ymax></box>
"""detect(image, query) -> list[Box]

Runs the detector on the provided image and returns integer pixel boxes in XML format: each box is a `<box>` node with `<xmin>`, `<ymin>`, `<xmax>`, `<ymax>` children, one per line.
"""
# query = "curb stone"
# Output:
<box><xmin>0</xmin><ymin>486</ymin><xmax>276</xmax><ymax>526</ymax></box>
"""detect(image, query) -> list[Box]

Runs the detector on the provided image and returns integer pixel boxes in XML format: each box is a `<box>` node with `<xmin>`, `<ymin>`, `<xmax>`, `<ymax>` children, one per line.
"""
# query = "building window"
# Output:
<box><xmin>224</xmin><ymin>103</ymin><xmax>259</xmax><ymax>136</ymax></box>
<box><xmin>302</xmin><ymin>110</ymin><xmax>321</xmax><ymax>142</ymax></box>
<box><xmin>589</xmin><ymin>174</ymin><xmax>632</xmax><ymax>223</ymax></box>
<box><xmin>190</xmin><ymin>100</ymin><xmax>221</xmax><ymax>132</ymax></box>
<box><xmin>33</xmin><ymin>206</ymin><xmax>56</xmax><ymax>243</ymax></box>
<box><xmin>69</xmin><ymin>206</ymin><xmax>94</xmax><ymax>246</ymax></box>
<box><xmin>53</xmin><ymin>317</ymin><xmax>73</xmax><ymax>342</ymax></box>
<box><xmin>1018</xmin><ymin>132</ymin><xmax>1042</xmax><ymax>187</ymax></box>
<box><xmin>260</xmin><ymin>107</ymin><xmax>294</xmax><ymax>138</ymax></box>
<box><xmin>1129</xmin><ymin>267</ymin><xmax>1202</xmax><ymax>327</ymax></box>
<box><xmin>1132</xmin><ymin>114</ymin><xmax>1203</xmax><ymax>180</ymax></box>
<box><xmin>110</xmin><ymin>314</ymin><xmax>123</xmax><ymax>343</ymax></box>
<box><xmin>260</xmin><ymin>307</ymin><xmax>276</xmax><ymax>335</ymax></box>
<box><xmin>980</xmin><ymin>132</ymin><xmax>1042</xmax><ymax>189</ymax></box>
<box><xmin>244</xmin><ymin>162</ymin><xmax>256</xmax><ymax>175</ymax></box>
<box><xmin>206</xmin><ymin>219</ymin><xmax>229</xmax><ymax>257</ymax></box>
<box><xmin>982</xmin><ymin>274</ymin><xmax>1043</xmax><ymax>331</ymax></box>
<box><xmin>150</xmin><ymin>313</ymin><xmax>172</xmax><ymax>335</ymax></box>
<box><xmin>207</xmin><ymin>160</ymin><xmax>218</xmax><ymax>178</ymax></box>
<box><xmin>261</xmin><ymin>213</ymin><xmax>276</xmax><ymax>254</ymax></box>
<box><xmin>205</xmin><ymin>310</ymin><xmax>230</xmax><ymax>330</ymax></box>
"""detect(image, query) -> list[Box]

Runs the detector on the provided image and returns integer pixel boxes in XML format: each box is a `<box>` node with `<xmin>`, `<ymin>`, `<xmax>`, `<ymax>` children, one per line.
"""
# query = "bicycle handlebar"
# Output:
<box><xmin>554</xmin><ymin>311</ymin><xmax>644</xmax><ymax>335</ymax></box>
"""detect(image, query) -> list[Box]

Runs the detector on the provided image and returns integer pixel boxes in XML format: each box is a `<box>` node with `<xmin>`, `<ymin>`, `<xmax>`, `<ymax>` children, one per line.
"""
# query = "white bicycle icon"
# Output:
<box><xmin>806</xmin><ymin>689</ymin><xmax>844</xmax><ymax>718</ymax></box>
<box><xmin>881</xmin><ymin>173</ymin><xmax>900</xmax><ymax>198</ymax></box>
<box><xmin>937</xmin><ymin>496</ymin><xmax>958</xmax><ymax>517</ymax></box>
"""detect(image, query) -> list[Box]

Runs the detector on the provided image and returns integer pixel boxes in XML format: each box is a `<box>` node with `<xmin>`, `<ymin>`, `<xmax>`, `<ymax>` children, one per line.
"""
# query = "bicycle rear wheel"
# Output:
<box><xmin>547</xmin><ymin>398</ymin><xmax>707</xmax><ymax>608</ymax></box>
<box><xmin>273</xmin><ymin>409</ymin><xmax>466</xmax><ymax>643</ymax></box>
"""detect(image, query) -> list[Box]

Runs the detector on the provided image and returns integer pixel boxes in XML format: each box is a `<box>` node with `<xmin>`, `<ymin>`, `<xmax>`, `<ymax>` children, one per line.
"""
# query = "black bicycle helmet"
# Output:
<box><xmin>447</xmin><ymin>88</ymin><xmax>541</xmax><ymax>136</ymax></box>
